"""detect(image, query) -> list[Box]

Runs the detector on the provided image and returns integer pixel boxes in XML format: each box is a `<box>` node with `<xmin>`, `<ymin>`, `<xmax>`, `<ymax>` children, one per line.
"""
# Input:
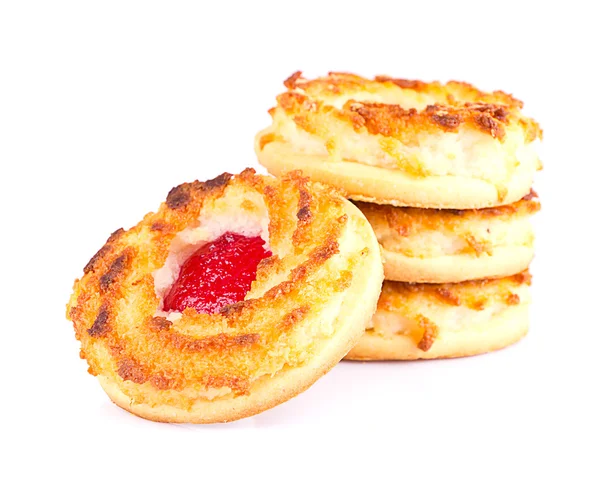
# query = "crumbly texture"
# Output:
<box><xmin>67</xmin><ymin>169</ymin><xmax>383</xmax><ymax>423</ymax></box>
<box><xmin>345</xmin><ymin>272</ymin><xmax>531</xmax><ymax>360</ymax></box>
<box><xmin>345</xmin><ymin>304</ymin><xmax>529</xmax><ymax>360</ymax></box>
<box><xmin>356</xmin><ymin>191</ymin><xmax>540</xmax><ymax>282</ymax></box>
<box><xmin>256</xmin><ymin>72</ymin><xmax>542</xmax><ymax>208</ymax></box>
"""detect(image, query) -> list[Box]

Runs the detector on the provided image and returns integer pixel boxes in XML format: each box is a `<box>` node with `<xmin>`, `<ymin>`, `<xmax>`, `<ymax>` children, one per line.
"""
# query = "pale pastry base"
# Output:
<box><xmin>98</xmin><ymin>200</ymin><xmax>384</xmax><ymax>423</ymax></box>
<box><xmin>382</xmin><ymin>245</ymin><xmax>534</xmax><ymax>283</ymax></box>
<box><xmin>345</xmin><ymin>303</ymin><xmax>529</xmax><ymax>361</ymax></box>
<box><xmin>256</xmin><ymin>137</ymin><xmax>535</xmax><ymax>209</ymax></box>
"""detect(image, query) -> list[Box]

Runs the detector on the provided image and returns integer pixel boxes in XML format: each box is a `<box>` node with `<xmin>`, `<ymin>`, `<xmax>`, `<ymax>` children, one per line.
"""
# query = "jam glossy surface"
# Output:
<box><xmin>163</xmin><ymin>232</ymin><xmax>272</xmax><ymax>314</ymax></box>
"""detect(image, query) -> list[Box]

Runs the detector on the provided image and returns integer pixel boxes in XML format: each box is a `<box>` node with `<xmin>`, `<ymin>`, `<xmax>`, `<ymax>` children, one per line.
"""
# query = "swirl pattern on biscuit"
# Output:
<box><xmin>67</xmin><ymin>169</ymin><xmax>383</xmax><ymax>422</ymax></box>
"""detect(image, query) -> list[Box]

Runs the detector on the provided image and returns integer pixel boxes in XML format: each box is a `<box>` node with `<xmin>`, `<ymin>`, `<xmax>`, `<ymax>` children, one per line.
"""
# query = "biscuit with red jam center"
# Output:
<box><xmin>67</xmin><ymin>169</ymin><xmax>383</xmax><ymax>423</ymax></box>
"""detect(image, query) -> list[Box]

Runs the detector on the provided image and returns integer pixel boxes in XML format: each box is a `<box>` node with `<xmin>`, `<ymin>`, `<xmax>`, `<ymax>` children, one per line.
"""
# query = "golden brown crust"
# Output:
<box><xmin>284</xmin><ymin>72</ymin><xmax>523</xmax><ymax>107</ymax></box>
<box><xmin>416</xmin><ymin>315</ymin><xmax>438</xmax><ymax>352</ymax></box>
<box><xmin>67</xmin><ymin>169</ymin><xmax>383</xmax><ymax>422</ymax></box>
<box><xmin>274</xmin><ymin>71</ymin><xmax>541</xmax><ymax>147</ymax></box>
<box><xmin>277</xmin><ymin>93</ymin><xmax>538</xmax><ymax>149</ymax></box>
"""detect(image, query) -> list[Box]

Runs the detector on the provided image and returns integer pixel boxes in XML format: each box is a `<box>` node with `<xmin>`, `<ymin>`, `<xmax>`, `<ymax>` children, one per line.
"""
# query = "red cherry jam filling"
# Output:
<box><xmin>163</xmin><ymin>232</ymin><xmax>272</xmax><ymax>314</ymax></box>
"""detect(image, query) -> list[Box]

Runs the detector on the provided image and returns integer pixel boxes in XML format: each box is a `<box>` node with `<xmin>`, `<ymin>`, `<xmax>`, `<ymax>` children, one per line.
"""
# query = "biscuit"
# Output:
<box><xmin>67</xmin><ymin>169</ymin><xmax>383</xmax><ymax>423</ymax></box>
<box><xmin>256</xmin><ymin>72</ymin><xmax>542</xmax><ymax>209</ymax></box>
<box><xmin>345</xmin><ymin>272</ymin><xmax>531</xmax><ymax>360</ymax></box>
<box><xmin>357</xmin><ymin>191</ymin><xmax>540</xmax><ymax>283</ymax></box>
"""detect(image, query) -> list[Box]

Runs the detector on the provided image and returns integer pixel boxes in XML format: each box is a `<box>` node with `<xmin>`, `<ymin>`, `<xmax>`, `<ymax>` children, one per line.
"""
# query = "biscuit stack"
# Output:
<box><xmin>256</xmin><ymin>71</ymin><xmax>542</xmax><ymax>360</ymax></box>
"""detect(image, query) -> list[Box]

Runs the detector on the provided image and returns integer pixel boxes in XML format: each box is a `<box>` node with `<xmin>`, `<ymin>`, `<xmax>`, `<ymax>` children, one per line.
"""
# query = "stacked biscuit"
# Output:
<box><xmin>256</xmin><ymin>71</ymin><xmax>542</xmax><ymax>360</ymax></box>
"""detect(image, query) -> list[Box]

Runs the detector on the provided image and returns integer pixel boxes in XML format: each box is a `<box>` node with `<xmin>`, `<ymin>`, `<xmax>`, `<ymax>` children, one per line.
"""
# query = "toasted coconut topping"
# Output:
<box><xmin>285</xmin><ymin>72</ymin><xmax>523</xmax><ymax>107</ymax></box>
<box><xmin>277</xmin><ymin>71</ymin><xmax>540</xmax><ymax>142</ymax></box>
<box><xmin>67</xmin><ymin>169</ymin><xmax>372</xmax><ymax>408</ymax></box>
<box><xmin>416</xmin><ymin>315</ymin><xmax>439</xmax><ymax>352</ymax></box>
<box><xmin>369</xmin><ymin>272</ymin><xmax>531</xmax><ymax>352</ymax></box>
<box><xmin>258</xmin><ymin>72</ymin><xmax>542</xmax><ymax>201</ymax></box>
<box><xmin>380</xmin><ymin>271</ymin><xmax>531</xmax><ymax>312</ymax></box>
<box><xmin>356</xmin><ymin>191</ymin><xmax>540</xmax><ymax>258</ymax></box>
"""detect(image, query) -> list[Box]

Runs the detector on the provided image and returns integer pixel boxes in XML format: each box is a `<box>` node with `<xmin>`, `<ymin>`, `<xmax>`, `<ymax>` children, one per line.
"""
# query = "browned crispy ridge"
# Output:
<box><xmin>284</xmin><ymin>71</ymin><xmax>522</xmax><ymax>106</ymax></box>
<box><xmin>268</xmin><ymin>71</ymin><xmax>542</xmax><ymax>146</ymax></box>
<box><xmin>67</xmin><ymin>169</ymin><xmax>365</xmax><ymax>402</ymax></box>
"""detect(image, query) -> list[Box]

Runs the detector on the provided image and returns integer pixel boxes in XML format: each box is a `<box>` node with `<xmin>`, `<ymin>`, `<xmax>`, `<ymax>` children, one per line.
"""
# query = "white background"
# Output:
<box><xmin>1</xmin><ymin>1</ymin><xmax>599</xmax><ymax>479</ymax></box>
